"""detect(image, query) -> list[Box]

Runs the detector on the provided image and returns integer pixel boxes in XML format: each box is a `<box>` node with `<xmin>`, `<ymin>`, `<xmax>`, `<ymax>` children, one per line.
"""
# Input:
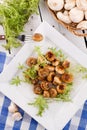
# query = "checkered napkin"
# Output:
<box><xmin>0</xmin><ymin>51</ymin><xmax>87</xmax><ymax>130</ymax></box>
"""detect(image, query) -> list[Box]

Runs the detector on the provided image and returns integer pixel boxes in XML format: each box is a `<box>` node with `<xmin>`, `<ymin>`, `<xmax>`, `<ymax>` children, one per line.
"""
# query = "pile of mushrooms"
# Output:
<box><xmin>47</xmin><ymin>0</ymin><xmax>87</xmax><ymax>30</ymax></box>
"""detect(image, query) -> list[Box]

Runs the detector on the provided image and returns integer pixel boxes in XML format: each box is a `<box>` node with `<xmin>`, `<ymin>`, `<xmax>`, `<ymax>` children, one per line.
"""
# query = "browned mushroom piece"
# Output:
<box><xmin>62</xmin><ymin>60</ymin><xmax>70</xmax><ymax>69</ymax></box>
<box><xmin>26</xmin><ymin>57</ymin><xmax>37</xmax><ymax>67</ymax></box>
<box><xmin>55</xmin><ymin>65</ymin><xmax>65</xmax><ymax>74</ymax></box>
<box><xmin>47</xmin><ymin>72</ymin><xmax>55</xmax><ymax>82</ymax></box>
<box><xmin>61</xmin><ymin>73</ymin><xmax>73</xmax><ymax>83</ymax></box>
<box><xmin>34</xmin><ymin>85</ymin><xmax>43</xmax><ymax>95</ymax></box>
<box><xmin>40</xmin><ymin>81</ymin><xmax>50</xmax><ymax>91</ymax></box>
<box><xmin>49</xmin><ymin>88</ymin><xmax>57</xmax><ymax>98</ymax></box>
<box><xmin>57</xmin><ymin>84</ymin><xmax>66</xmax><ymax>94</ymax></box>
<box><xmin>43</xmin><ymin>91</ymin><xmax>50</xmax><ymax>98</ymax></box>
<box><xmin>44</xmin><ymin>65</ymin><xmax>55</xmax><ymax>72</ymax></box>
<box><xmin>31</xmin><ymin>78</ymin><xmax>39</xmax><ymax>85</ymax></box>
<box><xmin>32</xmin><ymin>33</ymin><xmax>43</xmax><ymax>42</ymax></box>
<box><xmin>52</xmin><ymin>59</ymin><xmax>60</xmax><ymax>66</ymax></box>
<box><xmin>45</xmin><ymin>51</ymin><xmax>56</xmax><ymax>62</ymax></box>
<box><xmin>53</xmin><ymin>76</ymin><xmax>62</xmax><ymax>85</ymax></box>
<box><xmin>38</xmin><ymin>68</ymin><xmax>49</xmax><ymax>78</ymax></box>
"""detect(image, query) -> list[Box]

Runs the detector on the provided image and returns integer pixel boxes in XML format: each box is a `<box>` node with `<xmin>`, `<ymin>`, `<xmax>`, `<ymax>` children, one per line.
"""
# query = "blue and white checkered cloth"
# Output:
<box><xmin>0</xmin><ymin>51</ymin><xmax>87</xmax><ymax>130</ymax></box>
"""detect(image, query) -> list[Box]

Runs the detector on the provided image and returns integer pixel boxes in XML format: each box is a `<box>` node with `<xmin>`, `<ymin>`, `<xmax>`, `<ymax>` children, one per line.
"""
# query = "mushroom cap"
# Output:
<box><xmin>77</xmin><ymin>21</ymin><xmax>87</xmax><ymax>30</ymax></box>
<box><xmin>57</xmin><ymin>11</ymin><xmax>72</xmax><ymax>24</ymax></box>
<box><xmin>48</xmin><ymin>0</ymin><xmax>64</xmax><ymax>11</ymax></box>
<box><xmin>64</xmin><ymin>0</ymin><xmax>76</xmax><ymax>10</ymax></box>
<box><xmin>76</xmin><ymin>0</ymin><xmax>87</xmax><ymax>11</ymax></box>
<box><xmin>69</xmin><ymin>7</ymin><xmax>84</xmax><ymax>23</ymax></box>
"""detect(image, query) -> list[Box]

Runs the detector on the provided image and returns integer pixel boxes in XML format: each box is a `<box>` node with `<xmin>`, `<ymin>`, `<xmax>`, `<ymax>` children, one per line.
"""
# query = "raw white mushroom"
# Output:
<box><xmin>8</xmin><ymin>102</ymin><xmax>18</xmax><ymax>113</ymax></box>
<box><xmin>69</xmin><ymin>7</ymin><xmax>84</xmax><ymax>23</ymax></box>
<box><xmin>76</xmin><ymin>0</ymin><xmax>87</xmax><ymax>11</ymax></box>
<box><xmin>57</xmin><ymin>11</ymin><xmax>72</xmax><ymax>24</ymax></box>
<box><xmin>85</xmin><ymin>11</ymin><xmax>87</xmax><ymax>20</ymax></box>
<box><xmin>47</xmin><ymin>0</ymin><xmax>64</xmax><ymax>11</ymax></box>
<box><xmin>77</xmin><ymin>21</ymin><xmax>87</xmax><ymax>30</ymax></box>
<box><xmin>12</xmin><ymin>112</ymin><xmax>22</xmax><ymax>121</ymax></box>
<box><xmin>0</xmin><ymin>0</ymin><xmax>3</xmax><ymax>4</ymax></box>
<box><xmin>64</xmin><ymin>0</ymin><xmax>76</xmax><ymax>10</ymax></box>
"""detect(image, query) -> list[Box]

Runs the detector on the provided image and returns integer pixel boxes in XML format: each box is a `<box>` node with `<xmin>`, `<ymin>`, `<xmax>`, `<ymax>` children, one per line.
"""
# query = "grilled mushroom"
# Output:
<box><xmin>41</xmin><ymin>81</ymin><xmax>50</xmax><ymax>91</ymax></box>
<box><xmin>47</xmin><ymin>72</ymin><xmax>55</xmax><ymax>82</ymax></box>
<box><xmin>52</xmin><ymin>59</ymin><xmax>60</xmax><ymax>66</ymax></box>
<box><xmin>49</xmin><ymin>88</ymin><xmax>57</xmax><ymax>98</ymax></box>
<box><xmin>53</xmin><ymin>76</ymin><xmax>62</xmax><ymax>85</ymax></box>
<box><xmin>45</xmin><ymin>65</ymin><xmax>55</xmax><ymax>72</ymax></box>
<box><xmin>45</xmin><ymin>51</ymin><xmax>56</xmax><ymax>61</ymax></box>
<box><xmin>62</xmin><ymin>73</ymin><xmax>73</xmax><ymax>83</ymax></box>
<box><xmin>57</xmin><ymin>84</ymin><xmax>66</xmax><ymax>94</ymax></box>
<box><xmin>26</xmin><ymin>57</ymin><xmax>37</xmax><ymax>67</ymax></box>
<box><xmin>34</xmin><ymin>85</ymin><xmax>43</xmax><ymax>95</ymax></box>
<box><xmin>55</xmin><ymin>65</ymin><xmax>65</xmax><ymax>74</ymax></box>
<box><xmin>43</xmin><ymin>91</ymin><xmax>50</xmax><ymax>98</ymax></box>
<box><xmin>38</xmin><ymin>68</ymin><xmax>49</xmax><ymax>78</ymax></box>
<box><xmin>62</xmin><ymin>60</ymin><xmax>70</xmax><ymax>68</ymax></box>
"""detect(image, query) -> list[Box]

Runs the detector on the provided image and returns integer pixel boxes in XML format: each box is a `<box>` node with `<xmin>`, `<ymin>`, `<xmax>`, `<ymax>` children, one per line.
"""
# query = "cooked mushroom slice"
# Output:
<box><xmin>43</xmin><ymin>91</ymin><xmax>50</xmax><ymax>98</ymax></box>
<box><xmin>53</xmin><ymin>76</ymin><xmax>62</xmax><ymax>85</ymax></box>
<box><xmin>45</xmin><ymin>65</ymin><xmax>55</xmax><ymax>72</ymax></box>
<box><xmin>49</xmin><ymin>88</ymin><xmax>57</xmax><ymax>98</ymax></box>
<box><xmin>31</xmin><ymin>78</ymin><xmax>39</xmax><ymax>85</ymax></box>
<box><xmin>52</xmin><ymin>59</ymin><xmax>60</xmax><ymax>66</ymax></box>
<box><xmin>38</xmin><ymin>68</ymin><xmax>49</xmax><ymax>78</ymax></box>
<box><xmin>26</xmin><ymin>57</ymin><xmax>37</xmax><ymax>67</ymax></box>
<box><xmin>41</xmin><ymin>81</ymin><xmax>50</xmax><ymax>91</ymax></box>
<box><xmin>62</xmin><ymin>60</ymin><xmax>70</xmax><ymax>68</ymax></box>
<box><xmin>57</xmin><ymin>84</ymin><xmax>66</xmax><ymax>94</ymax></box>
<box><xmin>45</xmin><ymin>51</ymin><xmax>56</xmax><ymax>62</ymax></box>
<box><xmin>32</xmin><ymin>33</ymin><xmax>43</xmax><ymax>42</ymax></box>
<box><xmin>34</xmin><ymin>85</ymin><xmax>43</xmax><ymax>95</ymax></box>
<box><xmin>55</xmin><ymin>65</ymin><xmax>65</xmax><ymax>74</ymax></box>
<box><xmin>47</xmin><ymin>72</ymin><xmax>55</xmax><ymax>82</ymax></box>
<box><xmin>62</xmin><ymin>73</ymin><xmax>73</xmax><ymax>83</ymax></box>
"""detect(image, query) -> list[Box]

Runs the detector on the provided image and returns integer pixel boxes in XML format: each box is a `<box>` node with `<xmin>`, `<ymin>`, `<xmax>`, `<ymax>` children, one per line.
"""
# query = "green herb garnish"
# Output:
<box><xmin>10</xmin><ymin>76</ymin><xmax>21</xmax><ymax>86</ymax></box>
<box><xmin>18</xmin><ymin>63</ymin><xmax>24</xmax><ymax>70</ymax></box>
<box><xmin>34</xmin><ymin>46</ymin><xmax>48</xmax><ymax>66</ymax></box>
<box><xmin>23</xmin><ymin>65</ymin><xmax>38</xmax><ymax>79</ymax></box>
<box><xmin>29</xmin><ymin>96</ymin><xmax>48</xmax><ymax>116</ymax></box>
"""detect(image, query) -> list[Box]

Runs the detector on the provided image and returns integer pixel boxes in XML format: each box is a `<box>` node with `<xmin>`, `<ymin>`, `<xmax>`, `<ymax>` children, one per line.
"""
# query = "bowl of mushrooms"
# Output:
<box><xmin>46</xmin><ymin>0</ymin><xmax>87</xmax><ymax>36</ymax></box>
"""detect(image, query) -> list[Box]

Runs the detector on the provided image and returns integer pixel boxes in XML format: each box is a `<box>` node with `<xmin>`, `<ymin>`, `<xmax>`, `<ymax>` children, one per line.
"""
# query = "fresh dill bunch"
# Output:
<box><xmin>29</xmin><ymin>95</ymin><xmax>48</xmax><ymax>116</ymax></box>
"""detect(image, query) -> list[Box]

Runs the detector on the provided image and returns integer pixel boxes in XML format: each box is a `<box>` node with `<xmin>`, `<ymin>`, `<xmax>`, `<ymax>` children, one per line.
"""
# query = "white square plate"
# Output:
<box><xmin>0</xmin><ymin>21</ymin><xmax>87</xmax><ymax>130</ymax></box>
